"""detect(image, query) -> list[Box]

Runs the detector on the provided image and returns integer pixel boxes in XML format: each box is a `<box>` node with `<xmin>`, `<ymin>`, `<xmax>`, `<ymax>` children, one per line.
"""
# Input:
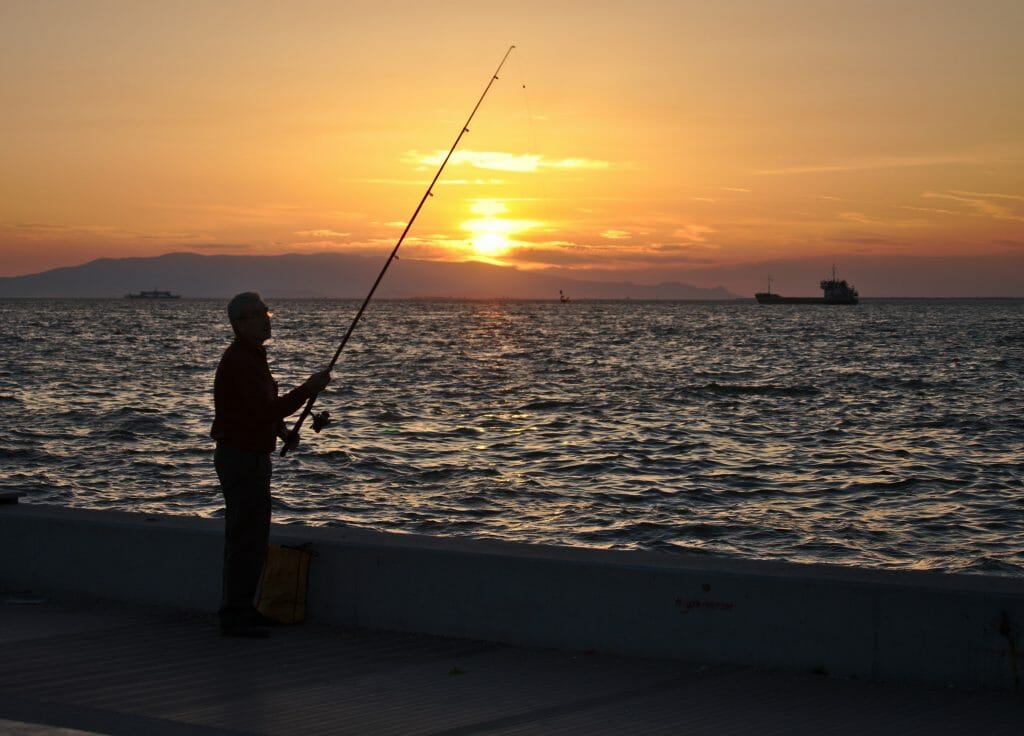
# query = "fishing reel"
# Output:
<box><xmin>311</xmin><ymin>410</ymin><xmax>332</xmax><ymax>433</ymax></box>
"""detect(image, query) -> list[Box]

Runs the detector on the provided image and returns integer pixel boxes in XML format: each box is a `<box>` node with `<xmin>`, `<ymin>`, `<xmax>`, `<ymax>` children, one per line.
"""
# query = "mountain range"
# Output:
<box><xmin>0</xmin><ymin>252</ymin><xmax>740</xmax><ymax>300</ymax></box>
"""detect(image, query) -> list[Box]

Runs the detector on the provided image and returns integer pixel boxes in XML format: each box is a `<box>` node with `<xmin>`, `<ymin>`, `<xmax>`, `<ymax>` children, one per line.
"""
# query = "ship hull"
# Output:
<box><xmin>127</xmin><ymin>291</ymin><xmax>180</xmax><ymax>299</ymax></box>
<box><xmin>755</xmin><ymin>293</ymin><xmax>858</xmax><ymax>305</ymax></box>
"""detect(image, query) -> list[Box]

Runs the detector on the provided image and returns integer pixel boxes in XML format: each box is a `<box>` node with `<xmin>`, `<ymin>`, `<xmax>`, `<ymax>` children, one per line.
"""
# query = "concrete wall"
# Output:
<box><xmin>1</xmin><ymin>503</ymin><xmax>1020</xmax><ymax>690</ymax></box>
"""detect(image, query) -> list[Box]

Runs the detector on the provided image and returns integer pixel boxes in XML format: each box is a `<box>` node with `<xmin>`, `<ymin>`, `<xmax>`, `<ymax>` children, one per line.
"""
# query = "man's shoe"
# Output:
<box><xmin>220</xmin><ymin>622</ymin><xmax>271</xmax><ymax>638</ymax></box>
<box><xmin>246</xmin><ymin>608</ymin><xmax>281</xmax><ymax>627</ymax></box>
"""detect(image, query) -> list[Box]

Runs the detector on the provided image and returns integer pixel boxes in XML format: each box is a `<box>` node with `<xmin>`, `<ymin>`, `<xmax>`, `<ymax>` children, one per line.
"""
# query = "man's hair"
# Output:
<box><xmin>227</xmin><ymin>292</ymin><xmax>264</xmax><ymax>325</ymax></box>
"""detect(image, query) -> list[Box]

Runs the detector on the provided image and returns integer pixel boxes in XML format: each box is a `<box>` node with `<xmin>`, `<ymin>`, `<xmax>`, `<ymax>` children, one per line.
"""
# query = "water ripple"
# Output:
<box><xmin>1</xmin><ymin>297</ymin><xmax>1022</xmax><ymax>577</ymax></box>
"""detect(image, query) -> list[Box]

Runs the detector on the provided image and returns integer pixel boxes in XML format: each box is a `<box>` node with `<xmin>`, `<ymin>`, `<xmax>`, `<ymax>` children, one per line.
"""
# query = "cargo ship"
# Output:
<box><xmin>755</xmin><ymin>268</ymin><xmax>858</xmax><ymax>305</ymax></box>
<box><xmin>126</xmin><ymin>290</ymin><xmax>180</xmax><ymax>299</ymax></box>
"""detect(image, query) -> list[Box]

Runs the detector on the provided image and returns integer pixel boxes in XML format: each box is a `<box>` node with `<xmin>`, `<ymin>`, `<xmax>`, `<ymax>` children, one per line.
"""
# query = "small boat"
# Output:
<box><xmin>559</xmin><ymin>290</ymin><xmax>571</xmax><ymax>303</ymax></box>
<box><xmin>755</xmin><ymin>268</ymin><xmax>858</xmax><ymax>305</ymax></box>
<box><xmin>126</xmin><ymin>290</ymin><xmax>181</xmax><ymax>299</ymax></box>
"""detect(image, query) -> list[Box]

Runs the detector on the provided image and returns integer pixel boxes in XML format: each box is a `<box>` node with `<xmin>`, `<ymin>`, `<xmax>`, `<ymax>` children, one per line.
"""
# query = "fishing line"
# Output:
<box><xmin>282</xmin><ymin>45</ymin><xmax>517</xmax><ymax>457</ymax></box>
<box><xmin>513</xmin><ymin>50</ymin><xmax>556</xmax><ymax>262</ymax></box>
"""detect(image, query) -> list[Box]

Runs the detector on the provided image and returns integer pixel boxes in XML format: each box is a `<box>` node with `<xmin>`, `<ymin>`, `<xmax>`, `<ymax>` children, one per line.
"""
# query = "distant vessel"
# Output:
<box><xmin>755</xmin><ymin>268</ymin><xmax>858</xmax><ymax>305</ymax></box>
<box><xmin>559</xmin><ymin>290</ymin><xmax>571</xmax><ymax>303</ymax></box>
<box><xmin>126</xmin><ymin>290</ymin><xmax>180</xmax><ymax>299</ymax></box>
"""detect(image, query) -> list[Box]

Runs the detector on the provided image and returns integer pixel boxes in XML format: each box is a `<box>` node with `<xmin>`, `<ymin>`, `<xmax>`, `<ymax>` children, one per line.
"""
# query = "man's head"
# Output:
<box><xmin>228</xmin><ymin>292</ymin><xmax>272</xmax><ymax>344</ymax></box>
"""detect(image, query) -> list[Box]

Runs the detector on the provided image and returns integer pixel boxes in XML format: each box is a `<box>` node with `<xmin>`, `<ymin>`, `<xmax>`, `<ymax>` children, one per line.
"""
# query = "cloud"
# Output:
<box><xmin>4</xmin><ymin>222</ymin><xmax>119</xmax><ymax>237</ymax></box>
<box><xmin>837</xmin><ymin>212</ymin><xmax>881</xmax><ymax>225</ymax></box>
<box><xmin>600</xmin><ymin>229</ymin><xmax>631</xmax><ymax>240</ymax></box>
<box><xmin>647</xmin><ymin>244</ymin><xmax>720</xmax><ymax>259</ymax></box>
<box><xmin>547</xmin><ymin>157</ymin><xmax>611</xmax><ymax>171</ymax></box>
<box><xmin>499</xmin><ymin>242</ymin><xmax>718</xmax><ymax>270</ymax></box>
<box><xmin>350</xmin><ymin>177</ymin><xmax>508</xmax><ymax>187</ymax></box>
<box><xmin>184</xmin><ymin>242</ymin><xmax>254</xmax><ymax>251</ymax></box>
<box><xmin>294</xmin><ymin>229</ymin><xmax>351</xmax><ymax>238</ymax></box>
<box><xmin>493</xmin><ymin>229</ymin><xmax>729</xmax><ymax>271</ymax></box>
<box><xmin>671</xmin><ymin>224</ymin><xmax>715</xmax><ymax>243</ymax></box>
<box><xmin>433</xmin><ymin>178</ymin><xmax>509</xmax><ymax>186</ymax></box>
<box><xmin>897</xmin><ymin>205</ymin><xmax>961</xmax><ymax>216</ymax></box>
<box><xmin>831</xmin><ymin>234</ymin><xmax>897</xmax><ymax>246</ymax></box>
<box><xmin>151</xmin><ymin>202</ymin><xmax>312</xmax><ymax>221</ymax></box>
<box><xmin>1</xmin><ymin>221</ymin><xmax>207</xmax><ymax>242</ymax></box>
<box><xmin>282</xmin><ymin>240</ymin><xmax>347</xmax><ymax>251</ymax></box>
<box><xmin>922</xmin><ymin>191</ymin><xmax>1024</xmax><ymax>222</ymax></box>
<box><xmin>754</xmin><ymin>154</ymin><xmax>992</xmax><ymax>176</ymax></box>
<box><xmin>950</xmin><ymin>190</ymin><xmax>1024</xmax><ymax>202</ymax></box>
<box><xmin>408</xmin><ymin>150</ymin><xmax>610</xmax><ymax>173</ymax></box>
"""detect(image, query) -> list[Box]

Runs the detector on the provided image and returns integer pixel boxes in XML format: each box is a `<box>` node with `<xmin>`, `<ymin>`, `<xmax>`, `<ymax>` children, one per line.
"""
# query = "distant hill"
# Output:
<box><xmin>0</xmin><ymin>252</ymin><xmax>740</xmax><ymax>300</ymax></box>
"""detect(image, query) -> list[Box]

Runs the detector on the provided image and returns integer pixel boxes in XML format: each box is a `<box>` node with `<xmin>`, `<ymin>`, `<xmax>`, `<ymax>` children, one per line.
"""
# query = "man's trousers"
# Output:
<box><xmin>214</xmin><ymin>445</ymin><xmax>272</xmax><ymax>623</ymax></box>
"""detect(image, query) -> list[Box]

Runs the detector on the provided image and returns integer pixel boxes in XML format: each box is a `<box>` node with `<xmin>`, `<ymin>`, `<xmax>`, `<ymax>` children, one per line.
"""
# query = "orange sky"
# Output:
<box><xmin>2</xmin><ymin>1</ymin><xmax>1022</xmax><ymax>295</ymax></box>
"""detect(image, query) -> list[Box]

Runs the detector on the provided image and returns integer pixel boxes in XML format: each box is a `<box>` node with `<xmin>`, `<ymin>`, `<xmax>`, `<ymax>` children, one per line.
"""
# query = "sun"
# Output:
<box><xmin>462</xmin><ymin>199</ymin><xmax>516</xmax><ymax>259</ymax></box>
<box><xmin>471</xmin><ymin>230</ymin><xmax>512</xmax><ymax>257</ymax></box>
<box><xmin>459</xmin><ymin>199</ymin><xmax>542</xmax><ymax>261</ymax></box>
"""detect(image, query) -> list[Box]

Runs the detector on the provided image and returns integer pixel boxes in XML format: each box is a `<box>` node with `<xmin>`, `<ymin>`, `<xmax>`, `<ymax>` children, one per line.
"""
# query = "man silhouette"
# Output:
<box><xmin>211</xmin><ymin>292</ymin><xmax>330</xmax><ymax>637</ymax></box>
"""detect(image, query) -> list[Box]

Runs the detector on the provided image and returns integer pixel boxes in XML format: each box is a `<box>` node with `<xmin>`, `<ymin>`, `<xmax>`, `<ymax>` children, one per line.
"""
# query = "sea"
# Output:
<box><xmin>1</xmin><ymin>297</ymin><xmax>1022</xmax><ymax>577</ymax></box>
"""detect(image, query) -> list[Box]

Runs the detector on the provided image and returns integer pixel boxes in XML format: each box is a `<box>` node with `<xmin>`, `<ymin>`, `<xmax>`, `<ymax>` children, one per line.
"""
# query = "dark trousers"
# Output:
<box><xmin>215</xmin><ymin>445</ymin><xmax>272</xmax><ymax>623</ymax></box>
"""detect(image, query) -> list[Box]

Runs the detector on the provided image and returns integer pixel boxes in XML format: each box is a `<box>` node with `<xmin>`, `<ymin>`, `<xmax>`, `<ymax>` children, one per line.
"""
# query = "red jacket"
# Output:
<box><xmin>211</xmin><ymin>339</ymin><xmax>311</xmax><ymax>452</ymax></box>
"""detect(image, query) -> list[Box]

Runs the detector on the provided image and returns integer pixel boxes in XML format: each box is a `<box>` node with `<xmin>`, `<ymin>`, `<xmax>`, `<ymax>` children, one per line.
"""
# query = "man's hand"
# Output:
<box><xmin>281</xmin><ymin>427</ymin><xmax>300</xmax><ymax>453</ymax></box>
<box><xmin>305</xmin><ymin>369</ymin><xmax>332</xmax><ymax>395</ymax></box>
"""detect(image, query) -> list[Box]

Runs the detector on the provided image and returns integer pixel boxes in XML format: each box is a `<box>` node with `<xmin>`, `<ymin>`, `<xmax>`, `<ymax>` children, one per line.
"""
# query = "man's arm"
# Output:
<box><xmin>270</xmin><ymin>369</ymin><xmax>332</xmax><ymax>420</ymax></box>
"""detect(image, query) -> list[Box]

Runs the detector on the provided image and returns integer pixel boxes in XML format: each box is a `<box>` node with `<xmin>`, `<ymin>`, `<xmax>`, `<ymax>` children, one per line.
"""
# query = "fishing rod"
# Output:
<box><xmin>282</xmin><ymin>44</ymin><xmax>517</xmax><ymax>457</ymax></box>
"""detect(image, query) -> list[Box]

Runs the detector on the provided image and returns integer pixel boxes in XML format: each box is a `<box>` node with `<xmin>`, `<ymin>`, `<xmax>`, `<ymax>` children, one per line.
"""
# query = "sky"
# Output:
<box><xmin>2</xmin><ymin>0</ymin><xmax>1023</xmax><ymax>296</ymax></box>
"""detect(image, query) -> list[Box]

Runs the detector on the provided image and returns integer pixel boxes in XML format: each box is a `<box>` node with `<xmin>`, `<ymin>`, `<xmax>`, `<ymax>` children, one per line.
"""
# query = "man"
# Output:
<box><xmin>211</xmin><ymin>292</ymin><xmax>331</xmax><ymax>637</ymax></box>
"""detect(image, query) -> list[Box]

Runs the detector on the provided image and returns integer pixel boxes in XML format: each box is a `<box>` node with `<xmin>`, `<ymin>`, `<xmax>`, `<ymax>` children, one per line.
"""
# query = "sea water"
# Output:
<box><xmin>1</xmin><ymin>298</ymin><xmax>1022</xmax><ymax>576</ymax></box>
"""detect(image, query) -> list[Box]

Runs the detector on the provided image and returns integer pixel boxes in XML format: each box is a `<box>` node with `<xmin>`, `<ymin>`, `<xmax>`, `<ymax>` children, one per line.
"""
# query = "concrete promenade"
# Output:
<box><xmin>1</xmin><ymin>594</ymin><xmax>1022</xmax><ymax>735</ymax></box>
<box><xmin>2</xmin><ymin>504</ymin><xmax>1022</xmax><ymax>691</ymax></box>
<box><xmin>1</xmin><ymin>502</ymin><xmax>1022</xmax><ymax>732</ymax></box>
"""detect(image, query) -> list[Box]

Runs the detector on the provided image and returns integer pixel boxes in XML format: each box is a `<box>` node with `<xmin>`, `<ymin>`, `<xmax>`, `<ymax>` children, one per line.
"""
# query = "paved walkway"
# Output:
<box><xmin>0</xmin><ymin>594</ymin><xmax>1020</xmax><ymax>735</ymax></box>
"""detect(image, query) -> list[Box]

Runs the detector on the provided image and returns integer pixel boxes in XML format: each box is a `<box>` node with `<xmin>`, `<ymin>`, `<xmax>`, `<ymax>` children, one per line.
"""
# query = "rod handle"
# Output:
<box><xmin>280</xmin><ymin>392</ymin><xmax>318</xmax><ymax>457</ymax></box>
